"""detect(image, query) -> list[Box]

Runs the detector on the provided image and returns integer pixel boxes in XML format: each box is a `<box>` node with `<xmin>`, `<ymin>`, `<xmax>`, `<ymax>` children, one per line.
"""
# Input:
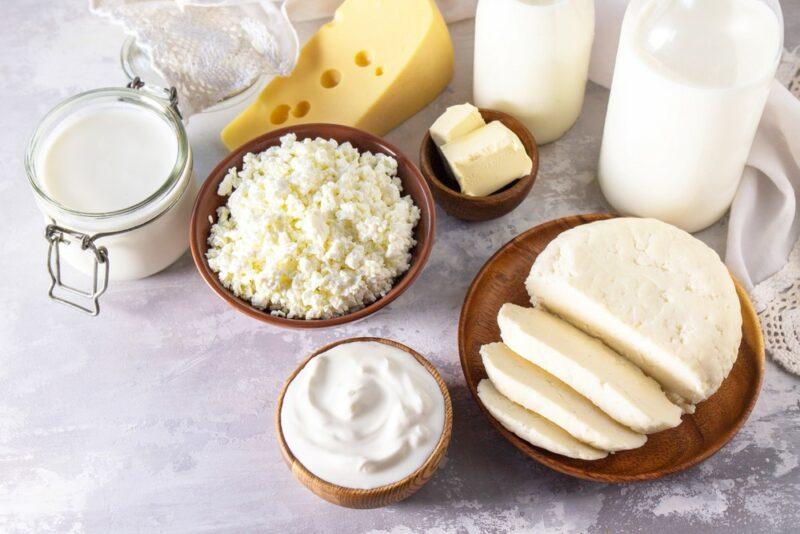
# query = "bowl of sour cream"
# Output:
<box><xmin>276</xmin><ymin>338</ymin><xmax>453</xmax><ymax>508</ymax></box>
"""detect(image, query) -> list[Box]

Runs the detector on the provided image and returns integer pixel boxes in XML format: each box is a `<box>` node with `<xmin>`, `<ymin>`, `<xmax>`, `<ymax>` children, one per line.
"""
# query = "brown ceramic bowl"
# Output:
<box><xmin>190</xmin><ymin>124</ymin><xmax>436</xmax><ymax>329</ymax></box>
<box><xmin>419</xmin><ymin>108</ymin><xmax>539</xmax><ymax>222</ymax></box>
<box><xmin>459</xmin><ymin>214</ymin><xmax>765</xmax><ymax>483</ymax></box>
<box><xmin>276</xmin><ymin>337</ymin><xmax>453</xmax><ymax>508</ymax></box>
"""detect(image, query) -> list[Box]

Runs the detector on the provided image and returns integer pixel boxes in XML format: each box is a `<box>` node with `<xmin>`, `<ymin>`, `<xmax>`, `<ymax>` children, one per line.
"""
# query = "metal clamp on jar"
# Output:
<box><xmin>26</xmin><ymin>78</ymin><xmax>198</xmax><ymax>315</ymax></box>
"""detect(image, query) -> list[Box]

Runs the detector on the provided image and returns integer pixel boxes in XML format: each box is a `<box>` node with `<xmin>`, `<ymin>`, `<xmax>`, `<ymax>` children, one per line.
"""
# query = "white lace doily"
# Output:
<box><xmin>752</xmin><ymin>47</ymin><xmax>800</xmax><ymax>376</ymax></box>
<box><xmin>752</xmin><ymin>239</ymin><xmax>800</xmax><ymax>376</ymax></box>
<box><xmin>91</xmin><ymin>0</ymin><xmax>299</xmax><ymax>117</ymax></box>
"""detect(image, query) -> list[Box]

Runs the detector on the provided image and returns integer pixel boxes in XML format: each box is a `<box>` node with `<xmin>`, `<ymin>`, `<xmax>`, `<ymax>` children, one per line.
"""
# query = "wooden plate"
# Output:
<box><xmin>458</xmin><ymin>214</ymin><xmax>765</xmax><ymax>483</ymax></box>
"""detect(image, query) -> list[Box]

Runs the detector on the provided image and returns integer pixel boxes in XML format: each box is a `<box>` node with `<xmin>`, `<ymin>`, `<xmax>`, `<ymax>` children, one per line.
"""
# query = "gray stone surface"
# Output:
<box><xmin>1</xmin><ymin>1</ymin><xmax>799</xmax><ymax>532</ymax></box>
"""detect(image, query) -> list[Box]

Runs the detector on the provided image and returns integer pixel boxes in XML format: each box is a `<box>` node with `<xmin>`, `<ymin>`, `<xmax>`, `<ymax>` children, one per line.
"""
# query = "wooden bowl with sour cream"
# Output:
<box><xmin>275</xmin><ymin>337</ymin><xmax>453</xmax><ymax>508</ymax></box>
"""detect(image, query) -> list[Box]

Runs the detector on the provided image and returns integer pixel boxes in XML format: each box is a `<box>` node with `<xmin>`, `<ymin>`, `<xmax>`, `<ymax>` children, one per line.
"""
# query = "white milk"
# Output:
<box><xmin>598</xmin><ymin>0</ymin><xmax>782</xmax><ymax>232</ymax></box>
<box><xmin>30</xmin><ymin>93</ymin><xmax>196</xmax><ymax>283</ymax></box>
<box><xmin>41</xmin><ymin>104</ymin><xmax>178</xmax><ymax>213</ymax></box>
<box><xmin>473</xmin><ymin>0</ymin><xmax>595</xmax><ymax>144</ymax></box>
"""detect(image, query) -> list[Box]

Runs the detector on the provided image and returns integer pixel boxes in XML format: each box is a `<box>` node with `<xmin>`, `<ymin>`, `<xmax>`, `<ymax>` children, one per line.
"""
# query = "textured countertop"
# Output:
<box><xmin>2</xmin><ymin>2</ymin><xmax>799</xmax><ymax>532</ymax></box>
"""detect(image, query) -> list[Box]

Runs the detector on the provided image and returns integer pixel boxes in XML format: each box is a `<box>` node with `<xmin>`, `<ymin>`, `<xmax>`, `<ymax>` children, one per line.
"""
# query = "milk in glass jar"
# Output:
<box><xmin>26</xmin><ymin>81</ymin><xmax>198</xmax><ymax>314</ymax></box>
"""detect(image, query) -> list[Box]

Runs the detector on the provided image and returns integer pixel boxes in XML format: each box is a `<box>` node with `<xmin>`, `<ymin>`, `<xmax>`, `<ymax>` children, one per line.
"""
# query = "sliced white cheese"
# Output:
<box><xmin>498</xmin><ymin>304</ymin><xmax>682</xmax><ymax>434</ymax></box>
<box><xmin>477</xmin><ymin>379</ymin><xmax>608</xmax><ymax>461</ymax></box>
<box><xmin>526</xmin><ymin>217</ymin><xmax>742</xmax><ymax>408</ymax></box>
<box><xmin>481</xmin><ymin>342</ymin><xmax>646</xmax><ymax>452</ymax></box>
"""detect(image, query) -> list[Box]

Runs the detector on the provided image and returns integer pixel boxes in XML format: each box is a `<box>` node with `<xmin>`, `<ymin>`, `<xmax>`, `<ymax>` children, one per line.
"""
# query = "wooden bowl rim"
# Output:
<box><xmin>275</xmin><ymin>337</ymin><xmax>454</xmax><ymax>503</ymax></box>
<box><xmin>458</xmin><ymin>213</ymin><xmax>766</xmax><ymax>483</ymax></box>
<box><xmin>189</xmin><ymin>123</ymin><xmax>436</xmax><ymax>329</ymax></box>
<box><xmin>419</xmin><ymin>108</ymin><xmax>539</xmax><ymax>204</ymax></box>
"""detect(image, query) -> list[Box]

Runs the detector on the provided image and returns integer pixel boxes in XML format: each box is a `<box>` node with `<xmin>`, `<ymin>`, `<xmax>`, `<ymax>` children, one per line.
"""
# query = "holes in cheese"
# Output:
<box><xmin>293</xmin><ymin>101</ymin><xmax>311</xmax><ymax>118</ymax></box>
<box><xmin>355</xmin><ymin>50</ymin><xmax>372</xmax><ymax>67</ymax></box>
<box><xmin>271</xmin><ymin>105</ymin><xmax>290</xmax><ymax>125</ymax></box>
<box><xmin>320</xmin><ymin>69</ymin><xmax>342</xmax><ymax>89</ymax></box>
<box><xmin>221</xmin><ymin>0</ymin><xmax>454</xmax><ymax>150</ymax></box>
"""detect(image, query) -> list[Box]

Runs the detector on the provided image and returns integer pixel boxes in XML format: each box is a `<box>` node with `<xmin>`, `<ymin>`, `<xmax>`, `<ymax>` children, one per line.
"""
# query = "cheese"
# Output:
<box><xmin>498</xmin><ymin>304</ymin><xmax>682</xmax><ymax>434</ymax></box>
<box><xmin>477</xmin><ymin>379</ymin><xmax>608</xmax><ymax>460</ymax></box>
<box><xmin>526</xmin><ymin>218</ymin><xmax>742</xmax><ymax>408</ymax></box>
<box><xmin>440</xmin><ymin>121</ymin><xmax>533</xmax><ymax>197</ymax></box>
<box><xmin>429</xmin><ymin>103</ymin><xmax>485</xmax><ymax>147</ymax></box>
<box><xmin>480</xmin><ymin>343</ymin><xmax>646</xmax><ymax>451</ymax></box>
<box><xmin>221</xmin><ymin>0</ymin><xmax>454</xmax><ymax>150</ymax></box>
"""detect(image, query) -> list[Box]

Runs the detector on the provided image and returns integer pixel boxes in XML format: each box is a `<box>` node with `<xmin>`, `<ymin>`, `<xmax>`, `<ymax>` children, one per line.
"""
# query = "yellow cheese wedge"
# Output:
<box><xmin>221</xmin><ymin>0</ymin><xmax>454</xmax><ymax>150</ymax></box>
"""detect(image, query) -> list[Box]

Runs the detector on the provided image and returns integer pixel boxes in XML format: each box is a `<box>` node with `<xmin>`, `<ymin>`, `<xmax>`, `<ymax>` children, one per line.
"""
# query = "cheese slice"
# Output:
<box><xmin>526</xmin><ymin>218</ymin><xmax>742</xmax><ymax>408</ymax></box>
<box><xmin>221</xmin><ymin>0</ymin><xmax>454</xmax><ymax>150</ymax></box>
<box><xmin>481</xmin><ymin>343</ymin><xmax>646</xmax><ymax>452</ymax></box>
<box><xmin>477</xmin><ymin>379</ymin><xmax>608</xmax><ymax>460</ymax></box>
<box><xmin>498</xmin><ymin>304</ymin><xmax>682</xmax><ymax>434</ymax></box>
<box><xmin>429</xmin><ymin>103</ymin><xmax>485</xmax><ymax>146</ymax></box>
<box><xmin>440</xmin><ymin>121</ymin><xmax>533</xmax><ymax>197</ymax></box>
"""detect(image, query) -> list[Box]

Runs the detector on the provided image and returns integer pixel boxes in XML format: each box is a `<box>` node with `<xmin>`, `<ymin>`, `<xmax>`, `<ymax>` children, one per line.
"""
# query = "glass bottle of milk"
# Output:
<box><xmin>473</xmin><ymin>0</ymin><xmax>595</xmax><ymax>145</ymax></box>
<box><xmin>598</xmin><ymin>0</ymin><xmax>783</xmax><ymax>233</ymax></box>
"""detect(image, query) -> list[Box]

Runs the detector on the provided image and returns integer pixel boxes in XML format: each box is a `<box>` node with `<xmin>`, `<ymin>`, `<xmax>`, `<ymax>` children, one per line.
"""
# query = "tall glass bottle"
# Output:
<box><xmin>598</xmin><ymin>0</ymin><xmax>784</xmax><ymax>232</ymax></box>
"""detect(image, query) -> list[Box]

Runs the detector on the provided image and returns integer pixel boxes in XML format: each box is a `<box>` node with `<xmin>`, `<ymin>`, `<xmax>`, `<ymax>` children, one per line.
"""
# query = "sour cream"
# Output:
<box><xmin>280</xmin><ymin>341</ymin><xmax>446</xmax><ymax>489</ymax></box>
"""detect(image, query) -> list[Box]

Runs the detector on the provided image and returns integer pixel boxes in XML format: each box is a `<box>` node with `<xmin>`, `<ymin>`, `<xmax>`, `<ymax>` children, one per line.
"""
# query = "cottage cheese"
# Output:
<box><xmin>206</xmin><ymin>134</ymin><xmax>420</xmax><ymax>319</ymax></box>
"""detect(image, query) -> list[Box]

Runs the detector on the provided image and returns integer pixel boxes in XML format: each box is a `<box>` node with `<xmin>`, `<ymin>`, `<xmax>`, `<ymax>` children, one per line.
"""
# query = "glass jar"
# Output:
<box><xmin>473</xmin><ymin>0</ymin><xmax>595</xmax><ymax>144</ymax></box>
<box><xmin>25</xmin><ymin>81</ymin><xmax>198</xmax><ymax>315</ymax></box>
<box><xmin>598</xmin><ymin>0</ymin><xmax>784</xmax><ymax>232</ymax></box>
<box><xmin>120</xmin><ymin>38</ymin><xmax>264</xmax><ymax>113</ymax></box>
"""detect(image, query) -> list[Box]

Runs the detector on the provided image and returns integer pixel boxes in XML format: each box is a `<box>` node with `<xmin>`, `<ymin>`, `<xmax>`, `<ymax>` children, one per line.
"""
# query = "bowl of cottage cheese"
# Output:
<box><xmin>190</xmin><ymin>124</ymin><xmax>435</xmax><ymax>328</ymax></box>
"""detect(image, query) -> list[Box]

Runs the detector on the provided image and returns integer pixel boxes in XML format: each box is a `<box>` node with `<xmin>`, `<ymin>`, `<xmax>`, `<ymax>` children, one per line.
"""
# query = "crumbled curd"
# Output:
<box><xmin>206</xmin><ymin>134</ymin><xmax>420</xmax><ymax>319</ymax></box>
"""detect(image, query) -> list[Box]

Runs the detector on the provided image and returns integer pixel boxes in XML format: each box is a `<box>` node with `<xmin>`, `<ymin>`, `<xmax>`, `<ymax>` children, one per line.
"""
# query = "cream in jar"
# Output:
<box><xmin>280</xmin><ymin>341</ymin><xmax>446</xmax><ymax>489</ymax></box>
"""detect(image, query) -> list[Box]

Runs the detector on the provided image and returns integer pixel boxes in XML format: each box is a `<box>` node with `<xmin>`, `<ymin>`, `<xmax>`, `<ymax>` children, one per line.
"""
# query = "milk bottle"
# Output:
<box><xmin>598</xmin><ymin>0</ymin><xmax>783</xmax><ymax>232</ymax></box>
<box><xmin>473</xmin><ymin>0</ymin><xmax>595</xmax><ymax>145</ymax></box>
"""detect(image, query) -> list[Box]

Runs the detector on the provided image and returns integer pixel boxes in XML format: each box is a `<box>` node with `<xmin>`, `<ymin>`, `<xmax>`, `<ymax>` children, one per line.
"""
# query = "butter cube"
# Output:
<box><xmin>441</xmin><ymin>121</ymin><xmax>533</xmax><ymax>197</ymax></box>
<box><xmin>429</xmin><ymin>103</ymin><xmax>485</xmax><ymax>147</ymax></box>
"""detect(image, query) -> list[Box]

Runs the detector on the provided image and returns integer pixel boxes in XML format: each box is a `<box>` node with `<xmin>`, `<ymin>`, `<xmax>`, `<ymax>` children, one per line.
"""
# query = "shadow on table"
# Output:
<box><xmin>397</xmin><ymin>382</ymin><xmax>603</xmax><ymax>509</ymax></box>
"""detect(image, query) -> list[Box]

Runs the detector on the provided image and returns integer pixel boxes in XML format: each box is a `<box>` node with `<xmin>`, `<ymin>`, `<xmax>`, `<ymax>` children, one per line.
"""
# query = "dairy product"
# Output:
<box><xmin>429</xmin><ymin>103</ymin><xmax>485</xmax><ymax>147</ymax></box>
<box><xmin>498</xmin><ymin>304</ymin><xmax>682</xmax><ymax>434</ymax></box>
<box><xmin>41</xmin><ymin>104</ymin><xmax>178</xmax><ymax>213</ymax></box>
<box><xmin>477</xmin><ymin>379</ymin><xmax>608</xmax><ymax>460</ymax></box>
<box><xmin>481</xmin><ymin>343</ymin><xmax>646</xmax><ymax>451</ymax></box>
<box><xmin>526</xmin><ymin>218</ymin><xmax>742</xmax><ymax>409</ymax></box>
<box><xmin>29</xmin><ymin>92</ymin><xmax>196</xmax><ymax>283</ymax></box>
<box><xmin>440</xmin><ymin>121</ymin><xmax>533</xmax><ymax>197</ymax></box>
<box><xmin>207</xmin><ymin>134</ymin><xmax>420</xmax><ymax>320</ymax></box>
<box><xmin>280</xmin><ymin>341</ymin><xmax>446</xmax><ymax>489</ymax></box>
<box><xmin>221</xmin><ymin>0</ymin><xmax>453</xmax><ymax>149</ymax></box>
<box><xmin>598</xmin><ymin>0</ymin><xmax>782</xmax><ymax>232</ymax></box>
<box><xmin>473</xmin><ymin>0</ymin><xmax>595</xmax><ymax>144</ymax></box>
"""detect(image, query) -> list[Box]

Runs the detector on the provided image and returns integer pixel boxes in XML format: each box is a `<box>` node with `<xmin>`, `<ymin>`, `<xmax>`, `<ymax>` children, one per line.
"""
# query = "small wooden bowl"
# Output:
<box><xmin>190</xmin><ymin>124</ymin><xmax>436</xmax><ymax>329</ymax></box>
<box><xmin>459</xmin><ymin>214</ymin><xmax>765</xmax><ymax>483</ymax></box>
<box><xmin>419</xmin><ymin>108</ymin><xmax>539</xmax><ymax>222</ymax></box>
<box><xmin>275</xmin><ymin>337</ymin><xmax>453</xmax><ymax>508</ymax></box>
